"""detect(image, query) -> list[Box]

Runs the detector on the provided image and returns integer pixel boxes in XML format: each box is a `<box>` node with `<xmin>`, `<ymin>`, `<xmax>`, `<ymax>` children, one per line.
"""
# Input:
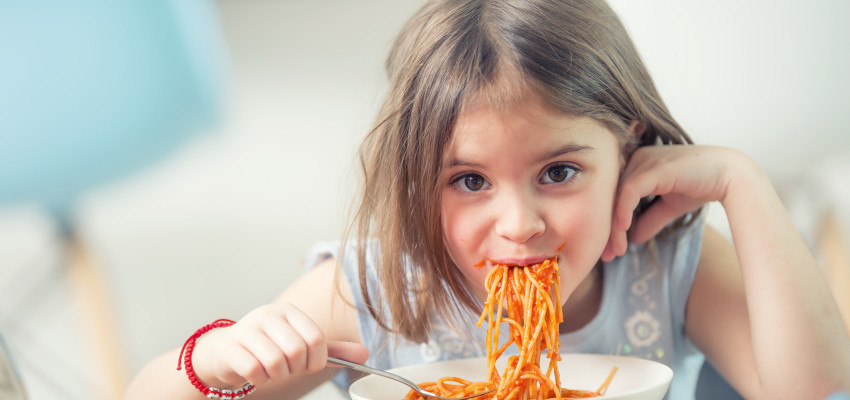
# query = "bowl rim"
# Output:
<box><xmin>348</xmin><ymin>353</ymin><xmax>674</xmax><ymax>400</ymax></box>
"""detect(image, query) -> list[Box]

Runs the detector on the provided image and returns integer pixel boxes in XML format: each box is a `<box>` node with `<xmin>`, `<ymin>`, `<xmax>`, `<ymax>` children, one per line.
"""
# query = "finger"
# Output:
<box><xmin>241</xmin><ymin>331</ymin><xmax>290</xmax><ymax>382</ymax></box>
<box><xmin>601</xmin><ymin>238</ymin><xmax>615</xmax><ymax>263</ymax></box>
<box><xmin>631</xmin><ymin>195</ymin><xmax>703</xmax><ymax>244</ymax></box>
<box><xmin>630</xmin><ymin>197</ymin><xmax>682</xmax><ymax>244</ymax></box>
<box><xmin>616</xmin><ymin>165</ymin><xmax>681</xmax><ymax>233</ymax></box>
<box><xmin>612</xmin><ymin>229</ymin><xmax>628</xmax><ymax>259</ymax></box>
<box><xmin>613</xmin><ymin>183</ymin><xmax>643</xmax><ymax>232</ymax></box>
<box><xmin>226</xmin><ymin>342</ymin><xmax>271</xmax><ymax>386</ymax></box>
<box><xmin>601</xmin><ymin>219</ymin><xmax>625</xmax><ymax>262</ymax></box>
<box><xmin>283</xmin><ymin>307</ymin><xmax>327</xmax><ymax>373</ymax></box>
<box><xmin>327</xmin><ymin>341</ymin><xmax>369</xmax><ymax>365</ymax></box>
<box><xmin>262</xmin><ymin>322</ymin><xmax>310</xmax><ymax>377</ymax></box>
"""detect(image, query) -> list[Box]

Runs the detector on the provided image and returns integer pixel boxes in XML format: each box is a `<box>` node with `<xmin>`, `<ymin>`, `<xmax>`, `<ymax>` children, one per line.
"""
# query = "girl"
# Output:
<box><xmin>125</xmin><ymin>0</ymin><xmax>850</xmax><ymax>399</ymax></box>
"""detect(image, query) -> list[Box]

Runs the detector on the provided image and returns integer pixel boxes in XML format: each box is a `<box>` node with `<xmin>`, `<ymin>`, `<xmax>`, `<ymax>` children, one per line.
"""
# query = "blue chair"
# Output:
<box><xmin>0</xmin><ymin>1</ymin><xmax>226</xmax><ymax>397</ymax></box>
<box><xmin>0</xmin><ymin>0</ymin><xmax>225</xmax><ymax>225</ymax></box>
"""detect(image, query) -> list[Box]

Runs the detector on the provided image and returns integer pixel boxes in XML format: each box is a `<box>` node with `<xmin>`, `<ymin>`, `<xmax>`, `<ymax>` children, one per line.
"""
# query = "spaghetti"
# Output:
<box><xmin>404</xmin><ymin>257</ymin><xmax>617</xmax><ymax>400</ymax></box>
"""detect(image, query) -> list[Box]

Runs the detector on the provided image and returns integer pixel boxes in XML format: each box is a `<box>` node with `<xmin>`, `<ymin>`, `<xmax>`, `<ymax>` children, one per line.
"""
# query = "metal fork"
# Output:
<box><xmin>327</xmin><ymin>357</ymin><xmax>494</xmax><ymax>400</ymax></box>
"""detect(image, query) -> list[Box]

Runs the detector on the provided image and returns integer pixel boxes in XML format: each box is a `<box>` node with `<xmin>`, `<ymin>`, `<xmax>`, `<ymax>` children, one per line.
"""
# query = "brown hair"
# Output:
<box><xmin>343</xmin><ymin>0</ymin><xmax>693</xmax><ymax>344</ymax></box>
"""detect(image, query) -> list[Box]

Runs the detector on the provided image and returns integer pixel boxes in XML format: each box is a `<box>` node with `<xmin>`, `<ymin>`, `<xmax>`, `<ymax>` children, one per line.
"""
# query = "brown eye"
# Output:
<box><xmin>541</xmin><ymin>164</ymin><xmax>578</xmax><ymax>184</ymax></box>
<box><xmin>450</xmin><ymin>173</ymin><xmax>490</xmax><ymax>193</ymax></box>
<box><xmin>463</xmin><ymin>174</ymin><xmax>486</xmax><ymax>191</ymax></box>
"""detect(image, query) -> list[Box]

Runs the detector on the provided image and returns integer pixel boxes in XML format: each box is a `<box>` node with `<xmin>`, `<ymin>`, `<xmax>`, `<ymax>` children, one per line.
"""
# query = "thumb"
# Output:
<box><xmin>327</xmin><ymin>341</ymin><xmax>369</xmax><ymax>365</ymax></box>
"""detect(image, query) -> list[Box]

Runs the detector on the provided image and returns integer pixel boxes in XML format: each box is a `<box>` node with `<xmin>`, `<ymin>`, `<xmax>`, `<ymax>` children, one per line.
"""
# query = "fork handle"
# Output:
<box><xmin>326</xmin><ymin>356</ymin><xmax>421</xmax><ymax>389</ymax></box>
<box><xmin>326</xmin><ymin>357</ymin><xmax>494</xmax><ymax>400</ymax></box>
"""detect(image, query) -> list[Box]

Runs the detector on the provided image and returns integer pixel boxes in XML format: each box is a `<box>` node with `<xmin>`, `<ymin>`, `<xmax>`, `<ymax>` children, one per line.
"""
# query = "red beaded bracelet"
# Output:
<box><xmin>177</xmin><ymin>319</ymin><xmax>256</xmax><ymax>399</ymax></box>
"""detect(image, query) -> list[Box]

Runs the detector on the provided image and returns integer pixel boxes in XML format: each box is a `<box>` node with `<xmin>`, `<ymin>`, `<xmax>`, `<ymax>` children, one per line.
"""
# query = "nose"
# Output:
<box><xmin>493</xmin><ymin>188</ymin><xmax>545</xmax><ymax>244</ymax></box>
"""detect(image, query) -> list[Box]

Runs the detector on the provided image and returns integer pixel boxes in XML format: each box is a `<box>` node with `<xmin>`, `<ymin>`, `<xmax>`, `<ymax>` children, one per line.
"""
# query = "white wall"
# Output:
<box><xmin>610</xmin><ymin>0</ymin><xmax>850</xmax><ymax>178</ymax></box>
<box><xmin>48</xmin><ymin>0</ymin><xmax>850</xmax><ymax>397</ymax></box>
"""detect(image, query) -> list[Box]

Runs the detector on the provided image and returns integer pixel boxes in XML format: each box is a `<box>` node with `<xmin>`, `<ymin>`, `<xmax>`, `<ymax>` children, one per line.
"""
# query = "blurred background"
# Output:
<box><xmin>0</xmin><ymin>0</ymin><xmax>847</xmax><ymax>399</ymax></box>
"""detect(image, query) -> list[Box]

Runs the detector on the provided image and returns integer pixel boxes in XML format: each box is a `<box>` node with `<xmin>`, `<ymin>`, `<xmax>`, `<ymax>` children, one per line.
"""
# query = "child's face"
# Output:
<box><xmin>440</xmin><ymin>97</ymin><xmax>623</xmax><ymax>304</ymax></box>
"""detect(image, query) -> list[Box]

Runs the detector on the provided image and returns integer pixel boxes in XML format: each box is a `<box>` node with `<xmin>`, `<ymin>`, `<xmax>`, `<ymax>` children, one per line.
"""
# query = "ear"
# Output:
<box><xmin>619</xmin><ymin>121</ymin><xmax>646</xmax><ymax>172</ymax></box>
<box><xmin>627</xmin><ymin>120</ymin><xmax>646</xmax><ymax>138</ymax></box>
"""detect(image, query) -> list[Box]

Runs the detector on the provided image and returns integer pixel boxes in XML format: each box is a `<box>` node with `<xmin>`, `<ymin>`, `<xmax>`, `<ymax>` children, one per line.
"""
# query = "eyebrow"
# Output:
<box><xmin>539</xmin><ymin>144</ymin><xmax>595</xmax><ymax>162</ymax></box>
<box><xmin>445</xmin><ymin>143</ymin><xmax>595</xmax><ymax>168</ymax></box>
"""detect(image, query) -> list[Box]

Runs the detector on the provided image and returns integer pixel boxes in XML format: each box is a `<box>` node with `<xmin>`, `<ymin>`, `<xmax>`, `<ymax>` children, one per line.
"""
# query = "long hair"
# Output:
<box><xmin>343</xmin><ymin>0</ymin><xmax>693</xmax><ymax>344</ymax></box>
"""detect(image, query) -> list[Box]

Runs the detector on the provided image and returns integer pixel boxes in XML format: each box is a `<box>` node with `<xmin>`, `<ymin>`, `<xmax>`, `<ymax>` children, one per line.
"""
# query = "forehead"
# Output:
<box><xmin>446</xmin><ymin>96</ymin><xmax>619</xmax><ymax>162</ymax></box>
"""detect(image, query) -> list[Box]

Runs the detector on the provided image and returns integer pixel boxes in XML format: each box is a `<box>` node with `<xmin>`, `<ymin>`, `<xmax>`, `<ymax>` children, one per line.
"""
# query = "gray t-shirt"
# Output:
<box><xmin>303</xmin><ymin>215</ymin><xmax>705</xmax><ymax>399</ymax></box>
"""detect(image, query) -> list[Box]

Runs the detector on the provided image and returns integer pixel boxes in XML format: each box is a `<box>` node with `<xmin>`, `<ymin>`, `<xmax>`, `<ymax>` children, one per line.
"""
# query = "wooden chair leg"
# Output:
<box><xmin>817</xmin><ymin>211</ymin><xmax>850</xmax><ymax>333</ymax></box>
<box><xmin>66</xmin><ymin>236</ymin><xmax>129</xmax><ymax>399</ymax></box>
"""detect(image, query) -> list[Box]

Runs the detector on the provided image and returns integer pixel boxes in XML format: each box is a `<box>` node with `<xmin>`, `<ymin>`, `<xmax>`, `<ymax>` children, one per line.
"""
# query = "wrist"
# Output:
<box><xmin>189</xmin><ymin>327</ymin><xmax>232</xmax><ymax>389</ymax></box>
<box><xmin>177</xmin><ymin>319</ymin><xmax>256</xmax><ymax>399</ymax></box>
<box><xmin>718</xmin><ymin>148</ymin><xmax>766</xmax><ymax>207</ymax></box>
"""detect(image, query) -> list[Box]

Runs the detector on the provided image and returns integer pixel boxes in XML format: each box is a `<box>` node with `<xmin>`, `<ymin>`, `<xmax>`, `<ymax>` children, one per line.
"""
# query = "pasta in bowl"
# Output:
<box><xmin>353</xmin><ymin>259</ymin><xmax>671</xmax><ymax>400</ymax></box>
<box><xmin>348</xmin><ymin>353</ymin><xmax>673</xmax><ymax>400</ymax></box>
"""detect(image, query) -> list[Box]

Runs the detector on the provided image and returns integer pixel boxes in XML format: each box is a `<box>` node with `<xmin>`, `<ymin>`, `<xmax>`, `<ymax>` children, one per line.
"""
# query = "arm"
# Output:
<box><xmin>604</xmin><ymin>145</ymin><xmax>850</xmax><ymax>399</ymax></box>
<box><xmin>124</xmin><ymin>258</ymin><xmax>368</xmax><ymax>400</ymax></box>
<box><xmin>690</xmin><ymin>153</ymin><xmax>849</xmax><ymax>398</ymax></box>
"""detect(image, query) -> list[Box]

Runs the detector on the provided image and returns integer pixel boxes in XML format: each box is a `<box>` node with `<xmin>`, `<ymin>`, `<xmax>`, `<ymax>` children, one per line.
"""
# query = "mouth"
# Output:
<box><xmin>476</xmin><ymin>254</ymin><xmax>560</xmax><ymax>269</ymax></box>
<box><xmin>475</xmin><ymin>243</ymin><xmax>566</xmax><ymax>269</ymax></box>
<box><xmin>489</xmin><ymin>256</ymin><xmax>553</xmax><ymax>267</ymax></box>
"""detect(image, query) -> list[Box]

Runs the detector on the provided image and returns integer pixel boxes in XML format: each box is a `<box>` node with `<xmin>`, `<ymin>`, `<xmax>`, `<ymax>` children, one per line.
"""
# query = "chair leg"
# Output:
<box><xmin>817</xmin><ymin>210</ymin><xmax>850</xmax><ymax>333</ymax></box>
<box><xmin>66</xmin><ymin>235</ymin><xmax>129</xmax><ymax>399</ymax></box>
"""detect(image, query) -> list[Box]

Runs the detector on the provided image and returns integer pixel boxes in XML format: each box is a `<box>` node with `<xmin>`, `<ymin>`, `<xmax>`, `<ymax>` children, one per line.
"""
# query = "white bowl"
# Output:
<box><xmin>349</xmin><ymin>353</ymin><xmax>672</xmax><ymax>400</ymax></box>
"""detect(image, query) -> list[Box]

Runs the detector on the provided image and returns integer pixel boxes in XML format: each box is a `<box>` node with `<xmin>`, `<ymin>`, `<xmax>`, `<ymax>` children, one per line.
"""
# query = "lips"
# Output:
<box><xmin>488</xmin><ymin>255</ymin><xmax>553</xmax><ymax>267</ymax></box>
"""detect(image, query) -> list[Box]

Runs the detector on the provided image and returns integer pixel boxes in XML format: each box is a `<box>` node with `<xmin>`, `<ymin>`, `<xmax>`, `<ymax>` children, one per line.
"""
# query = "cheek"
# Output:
<box><xmin>441</xmin><ymin>202</ymin><xmax>469</xmax><ymax>259</ymax></box>
<box><xmin>556</xmin><ymin>204</ymin><xmax>611</xmax><ymax>265</ymax></box>
<box><xmin>554</xmin><ymin>184</ymin><xmax>616</xmax><ymax>247</ymax></box>
<box><xmin>441</xmin><ymin>191</ymin><xmax>493</xmax><ymax>255</ymax></box>
<box><xmin>441</xmin><ymin>199</ymin><xmax>492</xmax><ymax>297</ymax></box>
<box><xmin>552</xmin><ymin>184</ymin><xmax>617</xmax><ymax>295</ymax></box>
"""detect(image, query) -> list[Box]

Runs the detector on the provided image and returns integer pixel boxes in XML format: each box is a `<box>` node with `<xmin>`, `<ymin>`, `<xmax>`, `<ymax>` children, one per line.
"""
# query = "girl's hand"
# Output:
<box><xmin>602</xmin><ymin>145</ymin><xmax>750</xmax><ymax>262</ymax></box>
<box><xmin>190</xmin><ymin>302</ymin><xmax>369</xmax><ymax>389</ymax></box>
